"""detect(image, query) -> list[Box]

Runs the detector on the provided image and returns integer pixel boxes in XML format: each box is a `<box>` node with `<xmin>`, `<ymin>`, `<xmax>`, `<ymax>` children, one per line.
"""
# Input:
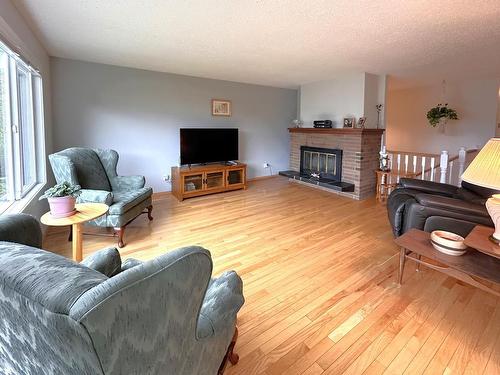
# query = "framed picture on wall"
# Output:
<box><xmin>343</xmin><ymin>117</ymin><xmax>355</xmax><ymax>128</ymax></box>
<box><xmin>212</xmin><ymin>99</ymin><xmax>232</xmax><ymax>116</ymax></box>
<box><xmin>357</xmin><ymin>117</ymin><xmax>367</xmax><ymax>128</ymax></box>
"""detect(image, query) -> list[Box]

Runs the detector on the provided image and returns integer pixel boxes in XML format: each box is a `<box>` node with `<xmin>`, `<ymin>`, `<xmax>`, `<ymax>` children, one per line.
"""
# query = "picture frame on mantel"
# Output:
<box><xmin>212</xmin><ymin>99</ymin><xmax>231</xmax><ymax>116</ymax></box>
<box><xmin>356</xmin><ymin>117</ymin><xmax>367</xmax><ymax>128</ymax></box>
<box><xmin>343</xmin><ymin>117</ymin><xmax>355</xmax><ymax>128</ymax></box>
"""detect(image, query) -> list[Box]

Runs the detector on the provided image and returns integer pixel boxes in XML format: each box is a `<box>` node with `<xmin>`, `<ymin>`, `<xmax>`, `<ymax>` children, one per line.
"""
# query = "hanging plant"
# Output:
<box><xmin>426</xmin><ymin>103</ymin><xmax>458</xmax><ymax>127</ymax></box>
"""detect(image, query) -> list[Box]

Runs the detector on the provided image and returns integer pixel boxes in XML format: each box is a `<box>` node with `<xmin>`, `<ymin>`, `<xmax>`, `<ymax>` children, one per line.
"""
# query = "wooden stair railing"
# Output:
<box><xmin>385</xmin><ymin>148</ymin><xmax>478</xmax><ymax>187</ymax></box>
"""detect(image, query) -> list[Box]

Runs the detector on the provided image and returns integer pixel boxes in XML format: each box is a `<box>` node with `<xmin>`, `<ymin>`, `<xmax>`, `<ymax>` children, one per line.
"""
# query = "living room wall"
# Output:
<box><xmin>386</xmin><ymin>78</ymin><xmax>499</xmax><ymax>155</ymax></box>
<box><xmin>51</xmin><ymin>58</ymin><xmax>297</xmax><ymax>192</ymax></box>
<box><xmin>299</xmin><ymin>73</ymin><xmax>386</xmax><ymax>128</ymax></box>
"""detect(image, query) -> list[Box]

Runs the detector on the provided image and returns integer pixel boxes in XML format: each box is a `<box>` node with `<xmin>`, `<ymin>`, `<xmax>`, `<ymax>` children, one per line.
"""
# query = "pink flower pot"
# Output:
<box><xmin>48</xmin><ymin>196</ymin><xmax>77</xmax><ymax>218</ymax></box>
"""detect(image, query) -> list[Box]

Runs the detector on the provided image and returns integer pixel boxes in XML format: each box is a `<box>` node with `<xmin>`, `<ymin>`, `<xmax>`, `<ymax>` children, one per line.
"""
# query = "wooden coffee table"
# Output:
<box><xmin>395</xmin><ymin>229</ymin><xmax>500</xmax><ymax>297</ymax></box>
<box><xmin>41</xmin><ymin>203</ymin><xmax>108</xmax><ymax>262</ymax></box>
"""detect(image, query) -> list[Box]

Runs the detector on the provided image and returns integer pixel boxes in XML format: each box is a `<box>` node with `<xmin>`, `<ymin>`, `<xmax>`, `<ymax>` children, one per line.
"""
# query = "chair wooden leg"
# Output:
<box><xmin>114</xmin><ymin>227</ymin><xmax>125</xmax><ymax>248</ymax></box>
<box><xmin>147</xmin><ymin>205</ymin><xmax>153</xmax><ymax>221</ymax></box>
<box><xmin>218</xmin><ymin>327</ymin><xmax>239</xmax><ymax>375</ymax></box>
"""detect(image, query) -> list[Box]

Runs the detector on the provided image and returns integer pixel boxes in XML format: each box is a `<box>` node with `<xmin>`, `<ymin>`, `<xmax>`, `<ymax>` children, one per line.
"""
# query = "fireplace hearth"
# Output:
<box><xmin>279</xmin><ymin>145</ymin><xmax>354</xmax><ymax>193</ymax></box>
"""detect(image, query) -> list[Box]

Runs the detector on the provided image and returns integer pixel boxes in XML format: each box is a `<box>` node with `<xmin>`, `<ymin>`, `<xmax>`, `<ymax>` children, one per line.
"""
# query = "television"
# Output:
<box><xmin>180</xmin><ymin>128</ymin><xmax>238</xmax><ymax>165</ymax></box>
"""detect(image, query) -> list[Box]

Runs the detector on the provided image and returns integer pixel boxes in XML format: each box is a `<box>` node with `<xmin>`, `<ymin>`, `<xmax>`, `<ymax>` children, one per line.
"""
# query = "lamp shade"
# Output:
<box><xmin>461</xmin><ymin>138</ymin><xmax>500</xmax><ymax>190</ymax></box>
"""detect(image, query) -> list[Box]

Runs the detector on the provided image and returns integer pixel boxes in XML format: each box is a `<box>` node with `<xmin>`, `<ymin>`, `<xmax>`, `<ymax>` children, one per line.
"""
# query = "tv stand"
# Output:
<box><xmin>171</xmin><ymin>162</ymin><xmax>247</xmax><ymax>201</ymax></box>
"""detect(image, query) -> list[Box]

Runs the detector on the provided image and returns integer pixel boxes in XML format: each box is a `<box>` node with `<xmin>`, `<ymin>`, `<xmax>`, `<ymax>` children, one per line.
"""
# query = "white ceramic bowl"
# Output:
<box><xmin>430</xmin><ymin>230</ymin><xmax>467</xmax><ymax>256</ymax></box>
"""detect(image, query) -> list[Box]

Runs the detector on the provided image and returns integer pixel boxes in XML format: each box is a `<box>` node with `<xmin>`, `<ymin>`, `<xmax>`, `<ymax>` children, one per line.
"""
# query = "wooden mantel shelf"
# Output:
<box><xmin>288</xmin><ymin>128</ymin><xmax>385</xmax><ymax>135</ymax></box>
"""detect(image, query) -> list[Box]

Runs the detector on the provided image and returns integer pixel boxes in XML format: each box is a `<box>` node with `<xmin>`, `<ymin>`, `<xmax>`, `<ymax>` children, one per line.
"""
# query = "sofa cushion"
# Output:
<box><xmin>81</xmin><ymin>247</ymin><xmax>122</xmax><ymax>277</ymax></box>
<box><xmin>58</xmin><ymin>148</ymin><xmax>111</xmax><ymax>191</ymax></box>
<box><xmin>108</xmin><ymin>187</ymin><xmax>153</xmax><ymax>215</ymax></box>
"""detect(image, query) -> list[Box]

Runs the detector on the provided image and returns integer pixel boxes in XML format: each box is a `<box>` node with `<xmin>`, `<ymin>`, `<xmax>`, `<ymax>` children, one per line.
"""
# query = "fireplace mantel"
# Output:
<box><xmin>288</xmin><ymin>128</ymin><xmax>385</xmax><ymax>136</ymax></box>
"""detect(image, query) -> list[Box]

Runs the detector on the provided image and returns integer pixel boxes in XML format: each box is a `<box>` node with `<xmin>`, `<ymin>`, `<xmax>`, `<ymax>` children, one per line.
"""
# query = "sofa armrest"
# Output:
<box><xmin>399</xmin><ymin>178</ymin><xmax>458</xmax><ymax>196</ymax></box>
<box><xmin>112</xmin><ymin>175</ymin><xmax>145</xmax><ymax>191</ymax></box>
<box><xmin>415</xmin><ymin>193</ymin><xmax>489</xmax><ymax>217</ymax></box>
<box><xmin>197</xmin><ymin>271</ymin><xmax>244</xmax><ymax>339</ymax></box>
<box><xmin>77</xmin><ymin>189</ymin><xmax>113</xmax><ymax>205</ymax></box>
<box><xmin>81</xmin><ymin>247</ymin><xmax>121</xmax><ymax>277</ymax></box>
<box><xmin>0</xmin><ymin>214</ymin><xmax>42</xmax><ymax>248</ymax></box>
<box><xmin>121</xmin><ymin>258</ymin><xmax>143</xmax><ymax>271</ymax></box>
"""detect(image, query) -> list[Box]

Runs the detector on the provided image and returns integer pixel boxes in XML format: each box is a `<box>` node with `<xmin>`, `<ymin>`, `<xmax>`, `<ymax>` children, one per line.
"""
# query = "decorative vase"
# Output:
<box><xmin>486</xmin><ymin>194</ymin><xmax>500</xmax><ymax>243</ymax></box>
<box><xmin>379</xmin><ymin>151</ymin><xmax>390</xmax><ymax>171</ymax></box>
<box><xmin>48</xmin><ymin>196</ymin><xmax>77</xmax><ymax>218</ymax></box>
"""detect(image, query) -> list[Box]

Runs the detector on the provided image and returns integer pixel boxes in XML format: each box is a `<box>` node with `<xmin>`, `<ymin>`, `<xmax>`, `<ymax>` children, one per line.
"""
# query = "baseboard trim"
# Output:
<box><xmin>151</xmin><ymin>175</ymin><xmax>278</xmax><ymax>200</ymax></box>
<box><xmin>152</xmin><ymin>191</ymin><xmax>172</xmax><ymax>200</ymax></box>
<box><xmin>248</xmin><ymin>175</ymin><xmax>279</xmax><ymax>182</ymax></box>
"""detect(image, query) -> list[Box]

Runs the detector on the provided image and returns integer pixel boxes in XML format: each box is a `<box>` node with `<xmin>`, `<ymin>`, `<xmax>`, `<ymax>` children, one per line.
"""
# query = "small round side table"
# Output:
<box><xmin>41</xmin><ymin>203</ymin><xmax>108</xmax><ymax>262</ymax></box>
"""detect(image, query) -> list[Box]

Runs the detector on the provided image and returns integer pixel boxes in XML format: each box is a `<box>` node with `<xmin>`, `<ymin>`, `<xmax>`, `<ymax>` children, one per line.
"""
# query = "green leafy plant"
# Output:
<box><xmin>39</xmin><ymin>182</ymin><xmax>81</xmax><ymax>200</ymax></box>
<box><xmin>426</xmin><ymin>103</ymin><xmax>458</xmax><ymax>127</ymax></box>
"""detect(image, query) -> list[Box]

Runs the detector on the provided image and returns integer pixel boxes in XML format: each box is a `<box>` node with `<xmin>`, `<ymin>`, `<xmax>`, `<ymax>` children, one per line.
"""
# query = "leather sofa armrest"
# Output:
<box><xmin>399</xmin><ymin>178</ymin><xmax>458</xmax><ymax>196</ymax></box>
<box><xmin>415</xmin><ymin>193</ymin><xmax>489</xmax><ymax>217</ymax></box>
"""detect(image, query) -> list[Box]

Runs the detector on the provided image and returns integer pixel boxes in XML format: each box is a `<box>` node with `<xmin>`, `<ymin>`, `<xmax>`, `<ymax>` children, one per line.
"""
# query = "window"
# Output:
<box><xmin>0</xmin><ymin>40</ymin><xmax>45</xmax><ymax>213</ymax></box>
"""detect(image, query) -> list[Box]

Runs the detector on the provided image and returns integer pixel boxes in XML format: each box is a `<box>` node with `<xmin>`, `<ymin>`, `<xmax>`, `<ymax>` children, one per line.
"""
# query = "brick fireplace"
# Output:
<box><xmin>282</xmin><ymin>128</ymin><xmax>384</xmax><ymax>200</ymax></box>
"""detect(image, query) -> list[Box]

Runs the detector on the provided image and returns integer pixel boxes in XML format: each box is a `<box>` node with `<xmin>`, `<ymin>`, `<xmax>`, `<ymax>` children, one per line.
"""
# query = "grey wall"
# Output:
<box><xmin>300</xmin><ymin>73</ymin><xmax>365</xmax><ymax>128</ymax></box>
<box><xmin>299</xmin><ymin>73</ymin><xmax>386</xmax><ymax>129</ymax></box>
<box><xmin>51</xmin><ymin>58</ymin><xmax>297</xmax><ymax>192</ymax></box>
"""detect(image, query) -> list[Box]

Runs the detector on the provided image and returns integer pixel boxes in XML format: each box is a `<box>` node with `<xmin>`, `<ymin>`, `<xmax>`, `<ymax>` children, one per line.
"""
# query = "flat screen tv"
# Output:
<box><xmin>180</xmin><ymin>128</ymin><xmax>238</xmax><ymax>165</ymax></box>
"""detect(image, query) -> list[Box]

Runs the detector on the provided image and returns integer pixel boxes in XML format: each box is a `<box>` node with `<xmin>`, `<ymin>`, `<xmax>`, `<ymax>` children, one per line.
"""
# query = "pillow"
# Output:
<box><xmin>81</xmin><ymin>247</ymin><xmax>121</xmax><ymax>277</ymax></box>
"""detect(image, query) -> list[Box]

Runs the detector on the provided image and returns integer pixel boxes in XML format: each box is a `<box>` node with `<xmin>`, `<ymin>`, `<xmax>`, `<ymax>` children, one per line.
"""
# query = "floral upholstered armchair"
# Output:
<box><xmin>49</xmin><ymin>147</ymin><xmax>153</xmax><ymax>247</ymax></box>
<box><xmin>0</xmin><ymin>214</ymin><xmax>245</xmax><ymax>375</ymax></box>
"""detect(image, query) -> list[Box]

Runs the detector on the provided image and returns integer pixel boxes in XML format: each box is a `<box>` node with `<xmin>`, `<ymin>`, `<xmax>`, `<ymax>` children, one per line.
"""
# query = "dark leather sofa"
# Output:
<box><xmin>387</xmin><ymin>178</ymin><xmax>498</xmax><ymax>238</ymax></box>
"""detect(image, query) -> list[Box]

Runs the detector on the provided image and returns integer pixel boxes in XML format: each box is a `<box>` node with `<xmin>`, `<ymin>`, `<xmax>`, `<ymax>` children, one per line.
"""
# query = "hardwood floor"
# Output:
<box><xmin>44</xmin><ymin>177</ymin><xmax>500</xmax><ymax>375</ymax></box>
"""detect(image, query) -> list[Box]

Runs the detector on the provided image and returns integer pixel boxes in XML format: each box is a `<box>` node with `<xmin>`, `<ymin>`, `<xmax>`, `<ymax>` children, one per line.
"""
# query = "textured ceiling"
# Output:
<box><xmin>13</xmin><ymin>0</ymin><xmax>500</xmax><ymax>88</ymax></box>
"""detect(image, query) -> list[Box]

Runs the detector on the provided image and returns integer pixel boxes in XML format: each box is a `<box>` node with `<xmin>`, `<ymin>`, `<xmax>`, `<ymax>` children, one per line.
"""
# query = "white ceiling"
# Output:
<box><xmin>13</xmin><ymin>0</ymin><xmax>500</xmax><ymax>89</ymax></box>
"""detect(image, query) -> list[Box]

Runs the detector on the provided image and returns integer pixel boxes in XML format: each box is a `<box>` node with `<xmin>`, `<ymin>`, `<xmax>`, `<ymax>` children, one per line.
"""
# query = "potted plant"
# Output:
<box><xmin>39</xmin><ymin>182</ymin><xmax>81</xmax><ymax>218</ymax></box>
<box><xmin>426</xmin><ymin>103</ymin><xmax>459</xmax><ymax>127</ymax></box>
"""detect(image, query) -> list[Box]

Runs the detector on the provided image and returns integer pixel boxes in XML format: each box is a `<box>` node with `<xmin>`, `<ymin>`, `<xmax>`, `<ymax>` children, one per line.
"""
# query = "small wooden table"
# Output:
<box><xmin>395</xmin><ymin>229</ymin><xmax>500</xmax><ymax>297</ymax></box>
<box><xmin>41</xmin><ymin>203</ymin><xmax>108</xmax><ymax>262</ymax></box>
<box><xmin>375</xmin><ymin>170</ymin><xmax>417</xmax><ymax>202</ymax></box>
<box><xmin>464</xmin><ymin>225</ymin><xmax>500</xmax><ymax>259</ymax></box>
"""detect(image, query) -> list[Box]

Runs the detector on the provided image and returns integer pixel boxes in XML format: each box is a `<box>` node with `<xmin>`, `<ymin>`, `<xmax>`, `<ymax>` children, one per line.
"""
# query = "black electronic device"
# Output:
<box><xmin>180</xmin><ymin>128</ymin><xmax>238</xmax><ymax>165</ymax></box>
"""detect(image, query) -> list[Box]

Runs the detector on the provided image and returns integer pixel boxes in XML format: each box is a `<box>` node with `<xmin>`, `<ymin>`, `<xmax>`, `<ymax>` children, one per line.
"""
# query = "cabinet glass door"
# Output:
<box><xmin>205</xmin><ymin>171</ymin><xmax>225</xmax><ymax>190</ymax></box>
<box><xmin>227</xmin><ymin>169</ymin><xmax>244</xmax><ymax>186</ymax></box>
<box><xmin>183</xmin><ymin>173</ymin><xmax>203</xmax><ymax>193</ymax></box>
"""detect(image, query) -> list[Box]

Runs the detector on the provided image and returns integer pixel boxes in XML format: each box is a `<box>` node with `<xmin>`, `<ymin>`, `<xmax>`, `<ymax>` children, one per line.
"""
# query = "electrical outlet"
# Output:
<box><xmin>263</xmin><ymin>162</ymin><xmax>270</xmax><ymax>168</ymax></box>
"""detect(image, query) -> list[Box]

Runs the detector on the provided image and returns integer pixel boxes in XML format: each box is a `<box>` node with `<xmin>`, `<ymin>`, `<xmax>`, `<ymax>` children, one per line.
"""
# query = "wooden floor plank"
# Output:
<box><xmin>42</xmin><ymin>177</ymin><xmax>500</xmax><ymax>375</ymax></box>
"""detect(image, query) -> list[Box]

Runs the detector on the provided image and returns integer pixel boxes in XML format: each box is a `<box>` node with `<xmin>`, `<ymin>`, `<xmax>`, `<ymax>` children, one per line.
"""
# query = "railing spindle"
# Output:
<box><xmin>430</xmin><ymin>157</ymin><xmax>435</xmax><ymax>182</ymax></box>
<box><xmin>457</xmin><ymin>147</ymin><xmax>466</xmax><ymax>186</ymax></box>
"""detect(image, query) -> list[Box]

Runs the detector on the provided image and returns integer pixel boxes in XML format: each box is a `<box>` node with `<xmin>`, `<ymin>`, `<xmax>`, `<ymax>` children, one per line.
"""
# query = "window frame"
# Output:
<box><xmin>0</xmin><ymin>39</ymin><xmax>45</xmax><ymax>214</ymax></box>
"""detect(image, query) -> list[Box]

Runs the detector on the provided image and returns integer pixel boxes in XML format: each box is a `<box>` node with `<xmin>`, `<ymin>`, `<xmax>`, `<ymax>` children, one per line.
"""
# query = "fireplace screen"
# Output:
<box><xmin>300</xmin><ymin>146</ymin><xmax>342</xmax><ymax>182</ymax></box>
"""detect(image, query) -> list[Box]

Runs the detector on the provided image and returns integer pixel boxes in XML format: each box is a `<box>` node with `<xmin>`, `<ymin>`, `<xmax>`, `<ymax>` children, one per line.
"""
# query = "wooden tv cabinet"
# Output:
<box><xmin>171</xmin><ymin>162</ymin><xmax>247</xmax><ymax>201</ymax></box>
